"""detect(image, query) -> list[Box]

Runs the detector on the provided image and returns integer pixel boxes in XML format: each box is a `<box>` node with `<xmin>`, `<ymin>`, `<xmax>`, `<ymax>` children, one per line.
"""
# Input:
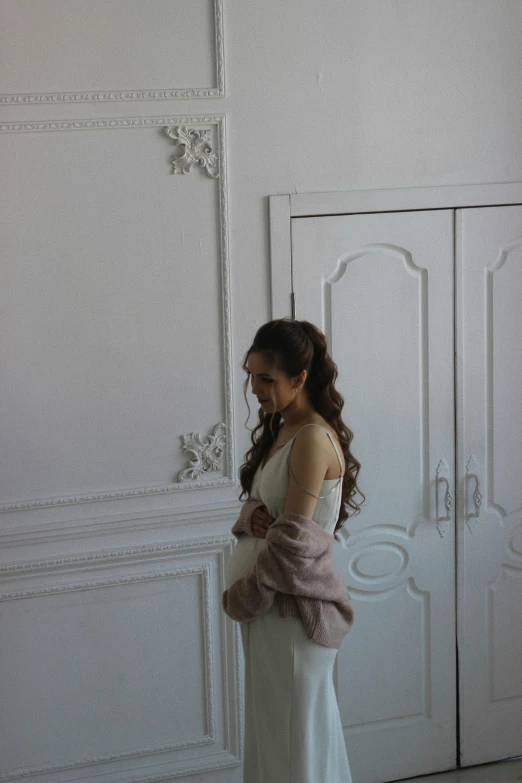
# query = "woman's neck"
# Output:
<box><xmin>279</xmin><ymin>395</ymin><xmax>317</xmax><ymax>429</ymax></box>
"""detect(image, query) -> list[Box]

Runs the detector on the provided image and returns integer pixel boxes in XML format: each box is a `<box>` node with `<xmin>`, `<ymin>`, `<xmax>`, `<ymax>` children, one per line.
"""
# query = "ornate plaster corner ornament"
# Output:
<box><xmin>178</xmin><ymin>422</ymin><xmax>226</xmax><ymax>481</ymax></box>
<box><xmin>165</xmin><ymin>125</ymin><xmax>219</xmax><ymax>179</ymax></box>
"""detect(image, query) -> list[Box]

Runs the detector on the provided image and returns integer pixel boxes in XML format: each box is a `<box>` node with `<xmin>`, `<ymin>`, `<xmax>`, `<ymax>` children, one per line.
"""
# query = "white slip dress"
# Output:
<box><xmin>225</xmin><ymin>423</ymin><xmax>353</xmax><ymax>783</ymax></box>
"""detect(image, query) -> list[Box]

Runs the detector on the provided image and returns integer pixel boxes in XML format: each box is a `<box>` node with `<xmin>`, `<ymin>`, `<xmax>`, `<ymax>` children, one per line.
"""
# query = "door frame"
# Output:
<box><xmin>269</xmin><ymin>182</ymin><xmax>522</xmax><ymax>774</ymax></box>
<box><xmin>269</xmin><ymin>181</ymin><xmax>522</xmax><ymax>318</ymax></box>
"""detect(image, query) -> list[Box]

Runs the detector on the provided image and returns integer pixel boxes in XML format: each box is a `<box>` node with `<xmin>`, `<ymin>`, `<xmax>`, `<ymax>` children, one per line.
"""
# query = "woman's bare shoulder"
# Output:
<box><xmin>290</xmin><ymin>421</ymin><xmax>334</xmax><ymax>460</ymax></box>
<box><xmin>292</xmin><ymin>419</ymin><xmax>344</xmax><ymax>473</ymax></box>
<box><xmin>294</xmin><ymin>418</ymin><xmax>338</xmax><ymax>445</ymax></box>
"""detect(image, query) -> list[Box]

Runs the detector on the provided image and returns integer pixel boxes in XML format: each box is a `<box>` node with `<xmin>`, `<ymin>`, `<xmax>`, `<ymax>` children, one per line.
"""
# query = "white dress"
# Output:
<box><xmin>225</xmin><ymin>423</ymin><xmax>353</xmax><ymax>783</ymax></box>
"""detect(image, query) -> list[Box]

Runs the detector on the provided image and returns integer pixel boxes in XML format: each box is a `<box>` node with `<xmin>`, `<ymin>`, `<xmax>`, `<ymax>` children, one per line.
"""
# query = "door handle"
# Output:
<box><xmin>465</xmin><ymin>456</ymin><xmax>482</xmax><ymax>532</ymax></box>
<box><xmin>435</xmin><ymin>458</ymin><xmax>453</xmax><ymax>537</ymax></box>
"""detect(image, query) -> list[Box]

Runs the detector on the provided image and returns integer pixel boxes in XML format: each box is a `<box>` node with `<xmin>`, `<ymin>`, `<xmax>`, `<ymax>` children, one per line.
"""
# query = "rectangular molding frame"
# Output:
<box><xmin>0</xmin><ymin>534</ymin><xmax>243</xmax><ymax>781</ymax></box>
<box><xmin>0</xmin><ymin>499</ymin><xmax>243</xmax><ymax>548</ymax></box>
<box><xmin>0</xmin><ymin>0</ymin><xmax>225</xmax><ymax>104</ymax></box>
<box><xmin>270</xmin><ymin>182</ymin><xmax>522</xmax><ymax>318</ymax></box>
<box><xmin>0</xmin><ymin>114</ymin><xmax>235</xmax><ymax>512</ymax></box>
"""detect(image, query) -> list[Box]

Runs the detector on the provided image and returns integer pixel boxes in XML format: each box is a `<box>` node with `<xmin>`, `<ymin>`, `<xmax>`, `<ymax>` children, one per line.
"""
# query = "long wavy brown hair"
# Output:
<box><xmin>238</xmin><ymin>318</ymin><xmax>365</xmax><ymax>534</ymax></box>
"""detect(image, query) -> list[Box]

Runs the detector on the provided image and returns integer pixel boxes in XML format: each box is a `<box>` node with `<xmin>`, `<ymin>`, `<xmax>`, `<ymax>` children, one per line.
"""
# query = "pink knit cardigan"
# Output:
<box><xmin>222</xmin><ymin>499</ymin><xmax>354</xmax><ymax>648</ymax></box>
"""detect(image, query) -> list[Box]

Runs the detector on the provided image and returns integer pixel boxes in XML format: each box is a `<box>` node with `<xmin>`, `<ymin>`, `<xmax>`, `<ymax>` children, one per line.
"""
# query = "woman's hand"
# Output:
<box><xmin>251</xmin><ymin>505</ymin><xmax>275</xmax><ymax>538</ymax></box>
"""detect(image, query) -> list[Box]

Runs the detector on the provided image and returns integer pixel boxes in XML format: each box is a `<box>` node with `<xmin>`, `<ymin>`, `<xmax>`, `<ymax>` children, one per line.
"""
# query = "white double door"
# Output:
<box><xmin>290</xmin><ymin>206</ymin><xmax>522</xmax><ymax>783</ymax></box>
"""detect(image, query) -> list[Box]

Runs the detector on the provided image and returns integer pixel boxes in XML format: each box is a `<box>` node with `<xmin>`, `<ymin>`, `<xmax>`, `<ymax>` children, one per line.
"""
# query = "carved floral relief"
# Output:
<box><xmin>178</xmin><ymin>422</ymin><xmax>226</xmax><ymax>480</ymax></box>
<box><xmin>165</xmin><ymin>126</ymin><xmax>219</xmax><ymax>179</ymax></box>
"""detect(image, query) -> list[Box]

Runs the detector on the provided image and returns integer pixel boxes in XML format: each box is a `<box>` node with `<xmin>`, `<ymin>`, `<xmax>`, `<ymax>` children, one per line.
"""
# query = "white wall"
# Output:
<box><xmin>228</xmin><ymin>0</ymin><xmax>522</xmax><ymax>460</ymax></box>
<box><xmin>1</xmin><ymin>2</ymin><xmax>521</xmax><ymax>781</ymax></box>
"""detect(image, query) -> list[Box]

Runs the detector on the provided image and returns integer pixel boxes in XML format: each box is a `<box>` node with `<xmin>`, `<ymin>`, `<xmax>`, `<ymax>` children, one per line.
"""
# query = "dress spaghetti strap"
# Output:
<box><xmin>287</xmin><ymin>423</ymin><xmax>344</xmax><ymax>499</ymax></box>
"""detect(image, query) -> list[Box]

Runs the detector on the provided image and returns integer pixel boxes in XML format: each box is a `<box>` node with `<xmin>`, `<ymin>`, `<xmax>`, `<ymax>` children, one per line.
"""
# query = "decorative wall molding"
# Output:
<box><xmin>114</xmin><ymin>754</ymin><xmax>242</xmax><ymax>783</ymax></box>
<box><xmin>344</xmin><ymin>525</ymin><xmax>414</xmax><ymax>594</ymax></box>
<box><xmin>0</xmin><ymin>115</ymin><xmax>234</xmax><ymax>513</ymax></box>
<box><xmin>166</xmin><ymin>126</ymin><xmax>220</xmax><ymax>178</ymax></box>
<box><xmin>324</xmin><ymin>243</ymin><xmax>430</xmax><ymax>535</ymax></box>
<box><xmin>0</xmin><ymin>536</ymin><xmax>242</xmax><ymax>781</ymax></box>
<box><xmin>123</xmin><ymin>757</ymin><xmax>241</xmax><ymax>783</ymax></box>
<box><xmin>487</xmin><ymin>565</ymin><xmax>522</xmax><ymax>705</ymax></box>
<box><xmin>178</xmin><ymin>422</ymin><xmax>226</xmax><ymax>480</ymax></box>
<box><xmin>1</xmin><ymin>566</ymin><xmax>214</xmax><ymax>777</ymax></box>
<box><xmin>0</xmin><ymin>0</ymin><xmax>225</xmax><ymax>105</ymax></box>
<box><xmin>1</xmin><ymin>754</ymin><xmax>242</xmax><ymax>783</ymax></box>
<box><xmin>485</xmin><ymin>237</ymin><xmax>522</xmax><ymax>523</ymax></box>
<box><xmin>0</xmin><ymin>534</ymin><xmax>234</xmax><ymax>578</ymax></box>
<box><xmin>0</xmin><ymin>116</ymin><xmax>223</xmax><ymax>135</ymax></box>
<box><xmin>0</xmin><ymin>500</ymin><xmax>242</xmax><ymax>548</ymax></box>
<box><xmin>509</xmin><ymin>526</ymin><xmax>522</xmax><ymax>560</ymax></box>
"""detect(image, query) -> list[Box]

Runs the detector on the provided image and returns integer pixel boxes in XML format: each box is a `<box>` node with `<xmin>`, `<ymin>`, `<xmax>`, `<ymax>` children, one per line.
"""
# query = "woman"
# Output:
<box><xmin>224</xmin><ymin>317</ymin><xmax>364</xmax><ymax>783</ymax></box>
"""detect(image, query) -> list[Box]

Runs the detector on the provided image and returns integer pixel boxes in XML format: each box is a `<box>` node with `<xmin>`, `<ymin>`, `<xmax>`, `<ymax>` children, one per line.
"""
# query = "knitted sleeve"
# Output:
<box><xmin>230</xmin><ymin>498</ymin><xmax>266</xmax><ymax>540</ymax></box>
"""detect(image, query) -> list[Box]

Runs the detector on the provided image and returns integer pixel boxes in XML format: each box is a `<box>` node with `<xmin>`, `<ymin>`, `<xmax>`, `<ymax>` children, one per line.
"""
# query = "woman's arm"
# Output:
<box><xmin>231</xmin><ymin>498</ymin><xmax>266</xmax><ymax>539</ymax></box>
<box><xmin>283</xmin><ymin>425</ymin><xmax>332</xmax><ymax>518</ymax></box>
<box><xmin>222</xmin><ymin>512</ymin><xmax>350</xmax><ymax>627</ymax></box>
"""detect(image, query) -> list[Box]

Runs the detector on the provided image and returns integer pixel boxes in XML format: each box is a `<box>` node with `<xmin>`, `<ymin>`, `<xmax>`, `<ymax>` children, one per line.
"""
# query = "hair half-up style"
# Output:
<box><xmin>239</xmin><ymin>318</ymin><xmax>365</xmax><ymax>534</ymax></box>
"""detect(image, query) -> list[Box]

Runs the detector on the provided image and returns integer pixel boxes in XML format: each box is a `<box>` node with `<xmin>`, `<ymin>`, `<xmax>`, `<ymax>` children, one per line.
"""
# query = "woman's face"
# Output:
<box><xmin>246</xmin><ymin>352</ymin><xmax>302</xmax><ymax>413</ymax></box>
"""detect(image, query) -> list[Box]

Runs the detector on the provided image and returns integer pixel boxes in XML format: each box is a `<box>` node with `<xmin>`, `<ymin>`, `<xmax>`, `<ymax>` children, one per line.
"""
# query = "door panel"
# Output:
<box><xmin>456</xmin><ymin>205</ymin><xmax>522</xmax><ymax>766</ymax></box>
<box><xmin>291</xmin><ymin>210</ymin><xmax>456</xmax><ymax>783</ymax></box>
